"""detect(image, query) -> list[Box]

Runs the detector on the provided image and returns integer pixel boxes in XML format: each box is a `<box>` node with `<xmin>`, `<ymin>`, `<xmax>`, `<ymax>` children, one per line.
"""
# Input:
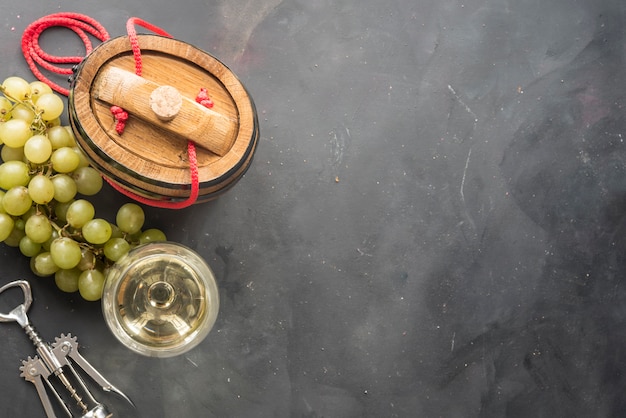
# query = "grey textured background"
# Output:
<box><xmin>1</xmin><ymin>0</ymin><xmax>626</xmax><ymax>416</ymax></box>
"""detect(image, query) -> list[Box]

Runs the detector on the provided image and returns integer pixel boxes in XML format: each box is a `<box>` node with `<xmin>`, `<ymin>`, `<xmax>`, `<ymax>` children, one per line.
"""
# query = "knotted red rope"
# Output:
<box><xmin>21</xmin><ymin>13</ymin><xmax>200</xmax><ymax>209</ymax></box>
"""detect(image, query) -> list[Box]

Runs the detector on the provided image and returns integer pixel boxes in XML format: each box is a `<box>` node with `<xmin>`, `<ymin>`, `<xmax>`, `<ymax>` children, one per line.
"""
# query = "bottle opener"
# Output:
<box><xmin>0</xmin><ymin>280</ymin><xmax>134</xmax><ymax>417</ymax></box>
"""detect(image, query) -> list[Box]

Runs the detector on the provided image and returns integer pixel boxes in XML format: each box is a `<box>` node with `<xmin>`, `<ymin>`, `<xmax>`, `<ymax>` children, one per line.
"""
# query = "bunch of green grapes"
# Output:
<box><xmin>0</xmin><ymin>76</ymin><xmax>166</xmax><ymax>301</ymax></box>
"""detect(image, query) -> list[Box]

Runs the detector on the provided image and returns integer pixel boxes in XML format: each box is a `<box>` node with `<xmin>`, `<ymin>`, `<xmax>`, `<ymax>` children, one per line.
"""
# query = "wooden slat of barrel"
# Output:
<box><xmin>69</xmin><ymin>34</ymin><xmax>258</xmax><ymax>202</ymax></box>
<box><xmin>93</xmin><ymin>66</ymin><xmax>238</xmax><ymax>156</ymax></box>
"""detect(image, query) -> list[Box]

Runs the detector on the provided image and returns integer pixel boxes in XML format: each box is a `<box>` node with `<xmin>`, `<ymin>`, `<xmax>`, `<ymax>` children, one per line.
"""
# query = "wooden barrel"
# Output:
<box><xmin>68</xmin><ymin>34</ymin><xmax>258</xmax><ymax>204</ymax></box>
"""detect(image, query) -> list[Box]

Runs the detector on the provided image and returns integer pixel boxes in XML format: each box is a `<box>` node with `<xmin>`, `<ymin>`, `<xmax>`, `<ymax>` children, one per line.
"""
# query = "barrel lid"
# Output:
<box><xmin>68</xmin><ymin>34</ymin><xmax>258</xmax><ymax>202</ymax></box>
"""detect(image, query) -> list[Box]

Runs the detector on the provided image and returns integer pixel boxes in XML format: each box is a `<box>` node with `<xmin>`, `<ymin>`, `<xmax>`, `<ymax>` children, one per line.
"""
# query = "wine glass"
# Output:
<box><xmin>101</xmin><ymin>242</ymin><xmax>219</xmax><ymax>357</ymax></box>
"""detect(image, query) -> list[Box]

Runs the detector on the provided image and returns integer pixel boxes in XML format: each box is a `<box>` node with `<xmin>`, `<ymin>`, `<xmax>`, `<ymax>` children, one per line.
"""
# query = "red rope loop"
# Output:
<box><xmin>21</xmin><ymin>12</ymin><xmax>110</xmax><ymax>95</ymax></box>
<box><xmin>21</xmin><ymin>13</ymin><xmax>200</xmax><ymax>209</ymax></box>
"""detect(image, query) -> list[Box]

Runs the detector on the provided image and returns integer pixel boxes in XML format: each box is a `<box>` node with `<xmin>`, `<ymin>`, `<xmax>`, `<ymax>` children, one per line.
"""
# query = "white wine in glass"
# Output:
<box><xmin>102</xmin><ymin>242</ymin><xmax>219</xmax><ymax>357</ymax></box>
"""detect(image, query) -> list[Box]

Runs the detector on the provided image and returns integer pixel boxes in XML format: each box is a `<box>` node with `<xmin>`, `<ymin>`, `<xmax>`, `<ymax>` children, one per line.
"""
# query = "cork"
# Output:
<box><xmin>150</xmin><ymin>85</ymin><xmax>182</xmax><ymax>121</ymax></box>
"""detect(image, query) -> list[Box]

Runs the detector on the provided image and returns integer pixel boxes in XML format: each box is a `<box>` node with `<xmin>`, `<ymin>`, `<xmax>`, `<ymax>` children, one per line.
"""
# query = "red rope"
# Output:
<box><xmin>21</xmin><ymin>13</ymin><xmax>200</xmax><ymax>209</ymax></box>
<box><xmin>21</xmin><ymin>12</ymin><xmax>110</xmax><ymax>95</ymax></box>
<box><xmin>109</xmin><ymin>105</ymin><xmax>129</xmax><ymax>135</ymax></box>
<box><xmin>195</xmin><ymin>87</ymin><xmax>214</xmax><ymax>108</ymax></box>
<box><xmin>104</xmin><ymin>141</ymin><xmax>200</xmax><ymax>209</ymax></box>
<box><xmin>125</xmin><ymin>17</ymin><xmax>172</xmax><ymax>76</ymax></box>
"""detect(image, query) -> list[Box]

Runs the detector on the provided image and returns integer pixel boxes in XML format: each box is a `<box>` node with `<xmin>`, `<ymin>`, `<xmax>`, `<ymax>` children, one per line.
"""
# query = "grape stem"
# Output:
<box><xmin>0</xmin><ymin>85</ymin><xmax>47</xmax><ymax>135</ymax></box>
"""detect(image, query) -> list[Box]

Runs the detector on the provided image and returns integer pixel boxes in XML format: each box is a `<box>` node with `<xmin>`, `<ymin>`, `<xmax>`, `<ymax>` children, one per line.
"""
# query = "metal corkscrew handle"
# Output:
<box><xmin>0</xmin><ymin>280</ymin><xmax>33</xmax><ymax>327</ymax></box>
<box><xmin>0</xmin><ymin>281</ymin><xmax>51</xmax><ymax>358</ymax></box>
<box><xmin>0</xmin><ymin>280</ymin><xmax>133</xmax><ymax>417</ymax></box>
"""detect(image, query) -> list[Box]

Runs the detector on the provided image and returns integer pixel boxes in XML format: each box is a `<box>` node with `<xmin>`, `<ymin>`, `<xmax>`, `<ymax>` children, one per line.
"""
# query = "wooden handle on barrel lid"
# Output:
<box><xmin>93</xmin><ymin>66</ymin><xmax>237</xmax><ymax>156</ymax></box>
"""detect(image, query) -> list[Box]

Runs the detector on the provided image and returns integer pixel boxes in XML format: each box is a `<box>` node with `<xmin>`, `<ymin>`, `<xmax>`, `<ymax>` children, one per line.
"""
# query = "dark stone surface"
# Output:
<box><xmin>1</xmin><ymin>0</ymin><xmax>626</xmax><ymax>416</ymax></box>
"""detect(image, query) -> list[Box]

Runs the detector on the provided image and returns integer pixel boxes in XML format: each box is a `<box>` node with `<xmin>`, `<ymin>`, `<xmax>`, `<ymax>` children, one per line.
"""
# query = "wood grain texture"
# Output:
<box><xmin>68</xmin><ymin>35</ymin><xmax>258</xmax><ymax>202</ymax></box>
<box><xmin>94</xmin><ymin>66</ymin><xmax>237</xmax><ymax>156</ymax></box>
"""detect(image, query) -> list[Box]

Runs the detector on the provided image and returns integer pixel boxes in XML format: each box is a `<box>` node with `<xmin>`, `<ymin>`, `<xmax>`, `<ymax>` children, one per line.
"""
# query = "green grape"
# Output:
<box><xmin>55</xmin><ymin>268</ymin><xmax>81</xmax><ymax>293</ymax></box>
<box><xmin>41</xmin><ymin>228</ymin><xmax>59</xmax><ymax>251</ymax></box>
<box><xmin>0</xmin><ymin>160</ymin><xmax>31</xmax><ymax>189</ymax></box>
<box><xmin>10</xmin><ymin>103</ymin><xmax>35</xmax><ymax>124</ymax></box>
<box><xmin>63</xmin><ymin>125</ymin><xmax>77</xmax><ymax>146</ymax></box>
<box><xmin>0</xmin><ymin>212</ymin><xmax>14</xmax><ymax>241</ymax></box>
<box><xmin>103</xmin><ymin>237</ymin><xmax>130</xmax><ymax>262</ymax></box>
<box><xmin>46</xmin><ymin>118</ymin><xmax>61</xmax><ymax>128</ymax></box>
<box><xmin>0</xmin><ymin>97</ymin><xmax>12</xmax><ymax>122</ymax></box>
<box><xmin>29</xmin><ymin>81</ymin><xmax>53</xmax><ymax>103</ymax></box>
<box><xmin>77</xmin><ymin>247</ymin><xmax>96</xmax><ymax>271</ymax></box>
<box><xmin>0</xmin><ymin>190</ymin><xmax>5</xmax><ymax>214</ymax></box>
<box><xmin>51</xmin><ymin>174</ymin><xmax>77</xmax><ymax>203</ymax></box>
<box><xmin>47</xmin><ymin>126</ymin><xmax>73</xmax><ymax>149</ymax></box>
<box><xmin>53</xmin><ymin>199</ymin><xmax>73</xmax><ymax>223</ymax></box>
<box><xmin>50</xmin><ymin>237</ymin><xmax>82</xmax><ymax>269</ymax></box>
<box><xmin>66</xmin><ymin>199</ymin><xmax>95</xmax><ymax>228</ymax></box>
<box><xmin>82</xmin><ymin>218</ymin><xmax>112</xmax><ymax>244</ymax></box>
<box><xmin>2</xmin><ymin>76</ymin><xmax>31</xmax><ymax>100</ymax></box>
<box><xmin>50</xmin><ymin>147</ymin><xmax>80</xmax><ymax>173</ymax></box>
<box><xmin>19</xmin><ymin>235</ymin><xmax>42</xmax><ymax>257</ymax></box>
<box><xmin>24</xmin><ymin>213</ymin><xmax>52</xmax><ymax>243</ymax></box>
<box><xmin>1</xmin><ymin>145</ymin><xmax>25</xmax><ymax>162</ymax></box>
<box><xmin>28</xmin><ymin>174</ymin><xmax>55</xmax><ymax>204</ymax></box>
<box><xmin>0</xmin><ymin>118</ymin><xmax>32</xmax><ymax>148</ymax></box>
<box><xmin>23</xmin><ymin>134</ymin><xmax>52</xmax><ymax>164</ymax></box>
<box><xmin>109</xmin><ymin>223</ymin><xmax>123</xmax><ymax>239</ymax></box>
<box><xmin>55</xmin><ymin>268</ymin><xmax>81</xmax><ymax>292</ymax></box>
<box><xmin>14</xmin><ymin>217</ymin><xmax>26</xmax><ymax>230</ymax></box>
<box><xmin>35</xmin><ymin>93</ymin><xmax>64</xmax><ymax>121</ymax></box>
<box><xmin>3</xmin><ymin>186</ymin><xmax>32</xmax><ymax>216</ymax></box>
<box><xmin>65</xmin><ymin>127</ymin><xmax>77</xmax><ymax>146</ymax></box>
<box><xmin>126</xmin><ymin>232</ymin><xmax>142</xmax><ymax>245</ymax></box>
<box><xmin>139</xmin><ymin>228</ymin><xmax>167</xmax><ymax>244</ymax></box>
<box><xmin>72</xmin><ymin>147</ymin><xmax>90</xmax><ymax>168</ymax></box>
<box><xmin>116</xmin><ymin>203</ymin><xmax>145</xmax><ymax>234</ymax></box>
<box><xmin>78</xmin><ymin>268</ymin><xmax>105</xmax><ymax>301</ymax></box>
<box><xmin>4</xmin><ymin>225</ymin><xmax>25</xmax><ymax>247</ymax></box>
<box><xmin>31</xmin><ymin>251</ymin><xmax>58</xmax><ymax>276</ymax></box>
<box><xmin>72</xmin><ymin>166</ymin><xmax>103</xmax><ymax>196</ymax></box>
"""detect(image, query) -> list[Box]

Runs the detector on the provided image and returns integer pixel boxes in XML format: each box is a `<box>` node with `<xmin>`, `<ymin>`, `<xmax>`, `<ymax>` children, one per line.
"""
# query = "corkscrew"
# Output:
<box><xmin>0</xmin><ymin>280</ymin><xmax>134</xmax><ymax>417</ymax></box>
